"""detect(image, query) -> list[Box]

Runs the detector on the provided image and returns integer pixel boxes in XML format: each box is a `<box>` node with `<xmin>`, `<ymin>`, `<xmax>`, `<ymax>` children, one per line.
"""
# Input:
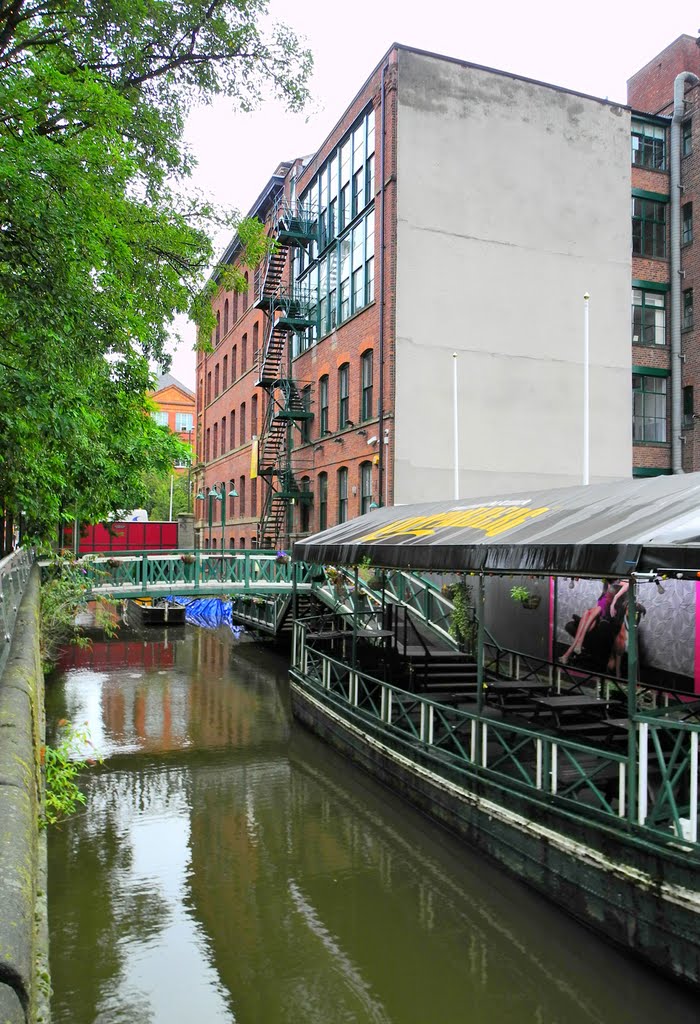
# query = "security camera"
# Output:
<box><xmin>367</xmin><ymin>435</ymin><xmax>378</xmax><ymax>445</ymax></box>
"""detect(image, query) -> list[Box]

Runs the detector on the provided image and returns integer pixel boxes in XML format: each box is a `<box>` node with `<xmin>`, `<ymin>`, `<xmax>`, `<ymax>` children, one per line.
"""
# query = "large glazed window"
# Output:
<box><xmin>632</xmin><ymin>197</ymin><xmax>666</xmax><ymax>259</ymax></box>
<box><xmin>631</xmin><ymin>120</ymin><xmax>666</xmax><ymax>170</ymax></box>
<box><xmin>633</xmin><ymin>373</ymin><xmax>667</xmax><ymax>442</ymax></box>
<box><xmin>632</xmin><ymin>289</ymin><xmax>665</xmax><ymax>346</ymax></box>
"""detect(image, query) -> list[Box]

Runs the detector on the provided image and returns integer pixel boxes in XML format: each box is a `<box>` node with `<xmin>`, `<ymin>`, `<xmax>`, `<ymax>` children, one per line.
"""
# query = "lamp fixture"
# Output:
<box><xmin>196</xmin><ymin>491</ymin><xmax>206</xmax><ymax>500</ymax></box>
<box><xmin>228</xmin><ymin>487</ymin><xmax>238</xmax><ymax>498</ymax></box>
<box><xmin>369</xmin><ymin>501</ymin><xmax>379</xmax><ymax>510</ymax></box>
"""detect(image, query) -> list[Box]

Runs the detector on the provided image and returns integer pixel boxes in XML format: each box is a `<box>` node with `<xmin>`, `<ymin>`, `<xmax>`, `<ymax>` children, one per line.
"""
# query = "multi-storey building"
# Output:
<box><xmin>628</xmin><ymin>34</ymin><xmax>700</xmax><ymax>476</ymax></box>
<box><xmin>149</xmin><ymin>372</ymin><xmax>196</xmax><ymax>468</ymax></box>
<box><xmin>195</xmin><ymin>44</ymin><xmax>637</xmax><ymax>550</ymax></box>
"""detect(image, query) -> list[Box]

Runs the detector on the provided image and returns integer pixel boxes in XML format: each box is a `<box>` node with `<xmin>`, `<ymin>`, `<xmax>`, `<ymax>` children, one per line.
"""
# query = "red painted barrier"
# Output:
<box><xmin>64</xmin><ymin>521</ymin><xmax>178</xmax><ymax>553</ymax></box>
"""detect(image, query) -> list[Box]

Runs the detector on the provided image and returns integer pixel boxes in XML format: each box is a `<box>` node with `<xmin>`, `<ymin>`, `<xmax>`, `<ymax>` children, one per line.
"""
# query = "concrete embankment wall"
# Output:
<box><xmin>0</xmin><ymin>567</ymin><xmax>49</xmax><ymax>1024</ymax></box>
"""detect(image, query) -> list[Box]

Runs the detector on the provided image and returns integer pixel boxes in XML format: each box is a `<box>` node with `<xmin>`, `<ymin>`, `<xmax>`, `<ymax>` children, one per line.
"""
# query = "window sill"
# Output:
<box><xmin>632</xmin><ymin>440</ymin><xmax>670</xmax><ymax>447</ymax></box>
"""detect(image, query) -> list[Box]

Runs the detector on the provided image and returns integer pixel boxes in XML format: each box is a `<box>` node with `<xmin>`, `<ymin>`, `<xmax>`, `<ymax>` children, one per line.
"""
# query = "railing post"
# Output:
<box><xmin>618</xmin><ymin>762</ymin><xmax>626</xmax><ymax>819</ymax></box>
<box><xmin>638</xmin><ymin>721</ymin><xmax>649</xmax><ymax>825</ymax></box>
<box><xmin>627</xmin><ymin>580</ymin><xmax>638</xmax><ymax>825</ymax></box>
<box><xmin>474</xmin><ymin>574</ymin><xmax>485</xmax><ymax>766</ymax></box>
<box><xmin>536</xmin><ymin>739</ymin><xmax>543</xmax><ymax>789</ymax></box>
<box><xmin>141</xmin><ymin>554</ymin><xmax>147</xmax><ymax>594</ymax></box>
<box><xmin>551</xmin><ymin>744</ymin><xmax>558</xmax><ymax>794</ymax></box>
<box><xmin>690</xmin><ymin>731</ymin><xmax>698</xmax><ymax>843</ymax></box>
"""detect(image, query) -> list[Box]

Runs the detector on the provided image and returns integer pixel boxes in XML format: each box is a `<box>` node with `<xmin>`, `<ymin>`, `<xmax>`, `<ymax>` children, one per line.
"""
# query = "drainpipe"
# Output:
<box><xmin>670</xmin><ymin>71</ymin><xmax>698</xmax><ymax>473</ymax></box>
<box><xmin>377</xmin><ymin>62</ymin><xmax>388</xmax><ymax>505</ymax></box>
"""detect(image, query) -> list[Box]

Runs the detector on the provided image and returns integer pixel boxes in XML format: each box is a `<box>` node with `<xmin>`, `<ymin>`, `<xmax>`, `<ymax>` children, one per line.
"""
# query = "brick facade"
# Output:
<box><xmin>628</xmin><ymin>35</ymin><xmax>700</xmax><ymax>475</ymax></box>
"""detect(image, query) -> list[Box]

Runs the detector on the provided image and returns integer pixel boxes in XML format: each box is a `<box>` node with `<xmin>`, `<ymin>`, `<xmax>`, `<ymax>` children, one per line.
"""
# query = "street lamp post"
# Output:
<box><xmin>197</xmin><ymin>483</ymin><xmax>237</xmax><ymax>550</ymax></box>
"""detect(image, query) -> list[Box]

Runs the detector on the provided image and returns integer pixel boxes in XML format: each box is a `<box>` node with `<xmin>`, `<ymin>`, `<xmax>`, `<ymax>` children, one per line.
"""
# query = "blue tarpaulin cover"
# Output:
<box><xmin>169</xmin><ymin>597</ymin><xmax>245</xmax><ymax>636</ymax></box>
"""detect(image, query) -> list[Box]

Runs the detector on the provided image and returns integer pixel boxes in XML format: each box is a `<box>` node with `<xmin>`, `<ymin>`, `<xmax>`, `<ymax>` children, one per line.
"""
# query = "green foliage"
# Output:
<box><xmin>0</xmin><ymin>1</ymin><xmax>312</xmax><ymax>540</ymax></box>
<box><xmin>42</xmin><ymin>720</ymin><xmax>101</xmax><ymax>828</ymax></box>
<box><xmin>140</xmin><ymin>469</ymin><xmax>191</xmax><ymax>522</ymax></box>
<box><xmin>445</xmin><ymin>580</ymin><xmax>476</xmax><ymax>648</ymax></box>
<box><xmin>40</xmin><ymin>551</ymin><xmax>118</xmax><ymax>667</ymax></box>
<box><xmin>510</xmin><ymin>585</ymin><xmax>531</xmax><ymax>603</ymax></box>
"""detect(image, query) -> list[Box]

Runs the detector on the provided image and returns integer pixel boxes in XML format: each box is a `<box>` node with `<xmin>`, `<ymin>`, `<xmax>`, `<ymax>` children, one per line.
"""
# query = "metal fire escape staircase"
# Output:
<box><xmin>255</xmin><ymin>199</ymin><xmax>316</xmax><ymax>548</ymax></box>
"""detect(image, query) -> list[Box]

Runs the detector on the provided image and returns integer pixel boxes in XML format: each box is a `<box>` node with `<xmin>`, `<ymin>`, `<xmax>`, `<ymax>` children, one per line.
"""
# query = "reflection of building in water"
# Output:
<box><xmin>59</xmin><ymin>632</ymin><xmax>289</xmax><ymax>755</ymax></box>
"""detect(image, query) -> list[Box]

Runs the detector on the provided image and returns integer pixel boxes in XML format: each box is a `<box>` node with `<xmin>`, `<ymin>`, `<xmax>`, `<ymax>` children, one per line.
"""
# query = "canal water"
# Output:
<box><xmin>46</xmin><ymin>624</ymin><xmax>699</xmax><ymax>1024</ymax></box>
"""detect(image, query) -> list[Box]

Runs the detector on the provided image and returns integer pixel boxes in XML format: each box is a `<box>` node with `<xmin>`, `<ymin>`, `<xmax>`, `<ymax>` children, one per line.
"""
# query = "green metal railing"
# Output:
<box><xmin>291</xmin><ymin>619</ymin><xmax>700</xmax><ymax>856</ymax></box>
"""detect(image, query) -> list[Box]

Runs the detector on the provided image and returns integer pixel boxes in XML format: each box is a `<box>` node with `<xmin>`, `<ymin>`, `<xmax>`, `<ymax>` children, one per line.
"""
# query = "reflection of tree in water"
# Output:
<box><xmin>48</xmin><ymin>769</ymin><xmax>179</xmax><ymax>1024</ymax></box>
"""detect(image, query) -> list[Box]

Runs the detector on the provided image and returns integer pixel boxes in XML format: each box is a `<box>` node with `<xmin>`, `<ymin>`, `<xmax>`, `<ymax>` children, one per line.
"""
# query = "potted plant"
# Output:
<box><xmin>106</xmin><ymin>557</ymin><xmax>120</xmax><ymax>569</ymax></box>
<box><xmin>510</xmin><ymin>585</ymin><xmax>541</xmax><ymax>610</ymax></box>
<box><xmin>181</xmin><ymin>553</ymin><xmax>195</xmax><ymax>565</ymax></box>
<box><xmin>275</xmin><ymin>549</ymin><xmax>291</xmax><ymax>565</ymax></box>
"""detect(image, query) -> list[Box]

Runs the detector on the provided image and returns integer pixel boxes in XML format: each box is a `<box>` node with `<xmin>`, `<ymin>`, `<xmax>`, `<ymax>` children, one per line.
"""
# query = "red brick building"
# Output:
<box><xmin>149</xmin><ymin>372</ymin><xmax>196</xmax><ymax>469</ymax></box>
<box><xmin>195</xmin><ymin>43</ymin><xmax>654</xmax><ymax>550</ymax></box>
<box><xmin>628</xmin><ymin>35</ymin><xmax>700</xmax><ymax>476</ymax></box>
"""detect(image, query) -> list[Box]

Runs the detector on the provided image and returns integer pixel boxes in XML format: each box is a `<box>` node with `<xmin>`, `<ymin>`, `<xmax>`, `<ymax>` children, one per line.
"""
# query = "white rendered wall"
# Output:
<box><xmin>393</xmin><ymin>49</ymin><xmax>632</xmax><ymax>505</ymax></box>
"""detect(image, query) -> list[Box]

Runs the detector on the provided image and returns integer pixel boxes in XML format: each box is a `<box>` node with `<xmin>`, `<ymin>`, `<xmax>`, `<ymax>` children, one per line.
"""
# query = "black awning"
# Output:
<box><xmin>292</xmin><ymin>474</ymin><xmax>700</xmax><ymax>578</ymax></box>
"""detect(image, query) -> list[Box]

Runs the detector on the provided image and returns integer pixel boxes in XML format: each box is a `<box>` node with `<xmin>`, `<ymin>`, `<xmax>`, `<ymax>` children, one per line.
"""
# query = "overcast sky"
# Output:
<box><xmin>165</xmin><ymin>0</ymin><xmax>697</xmax><ymax>387</ymax></box>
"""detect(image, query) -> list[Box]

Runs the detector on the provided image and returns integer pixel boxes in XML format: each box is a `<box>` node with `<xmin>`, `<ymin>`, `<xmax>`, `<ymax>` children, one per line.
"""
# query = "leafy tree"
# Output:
<box><xmin>0</xmin><ymin>0</ymin><xmax>312</xmax><ymax>546</ymax></box>
<box><xmin>141</xmin><ymin>467</ymin><xmax>192</xmax><ymax>522</ymax></box>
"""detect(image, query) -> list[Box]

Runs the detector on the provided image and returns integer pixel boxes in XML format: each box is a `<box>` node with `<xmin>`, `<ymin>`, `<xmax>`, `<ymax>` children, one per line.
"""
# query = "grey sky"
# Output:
<box><xmin>166</xmin><ymin>0</ymin><xmax>697</xmax><ymax>387</ymax></box>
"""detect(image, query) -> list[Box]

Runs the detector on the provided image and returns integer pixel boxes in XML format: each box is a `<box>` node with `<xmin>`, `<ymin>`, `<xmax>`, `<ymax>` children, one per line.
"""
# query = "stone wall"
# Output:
<box><xmin>0</xmin><ymin>567</ymin><xmax>49</xmax><ymax>1024</ymax></box>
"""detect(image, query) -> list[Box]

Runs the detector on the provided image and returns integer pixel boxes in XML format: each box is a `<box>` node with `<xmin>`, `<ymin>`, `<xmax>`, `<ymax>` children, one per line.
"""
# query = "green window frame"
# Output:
<box><xmin>631</xmin><ymin>120</ymin><xmax>666</xmax><ymax>170</ymax></box>
<box><xmin>338</xmin><ymin>467</ymin><xmax>348</xmax><ymax>523</ymax></box>
<box><xmin>683</xmin><ymin>202</ymin><xmax>693</xmax><ymax>245</ymax></box>
<box><xmin>632</xmin><ymin>288</ymin><xmax>665</xmax><ymax>346</ymax></box>
<box><xmin>318</xmin><ymin>472</ymin><xmax>327</xmax><ymax>531</ymax></box>
<box><xmin>360</xmin><ymin>461</ymin><xmax>373</xmax><ymax>514</ymax></box>
<box><xmin>632</xmin><ymin>196</ymin><xmax>666</xmax><ymax>258</ymax></box>
<box><xmin>338</xmin><ymin>363</ymin><xmax>349</xmax><ymax>428</ymax></box>
<box><xmin>633</xmin><ymin>372</ymin><xmax>667</xmax><ymax>442</ymax></box>
<box><xmin>683</xmin><ymin>118</ymin><xmax>692</xmax><ymax>157</ymax></box>
<box><xmin>683</xmin><ymin>288</ymin><xmax>693</xmax><ymax>331</ymax></box>
<box><xmin>319</xmin><ymin>375</ymin><xmax>329</xmax><ymax>435</ymax></box>
<box><xmin>361</xmin><ymin>349</ymin><xmax>373</xmax><ymax>420</ymax></box>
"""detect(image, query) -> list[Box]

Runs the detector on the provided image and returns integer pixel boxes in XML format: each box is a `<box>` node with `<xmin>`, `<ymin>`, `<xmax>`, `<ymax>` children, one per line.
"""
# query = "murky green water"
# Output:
<box><xmin>47</xmin><ymin>625</ymin><xmax>699</xmax><ymax>1024</ymax></box>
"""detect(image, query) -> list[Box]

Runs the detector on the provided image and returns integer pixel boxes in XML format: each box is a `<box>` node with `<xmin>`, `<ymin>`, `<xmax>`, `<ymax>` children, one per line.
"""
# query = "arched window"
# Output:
<box><xmin>338</xmin><ymin>363</ymin><xmax>350</xmax><ymax>428</ymax></box>
<box><xmin>241</xmin><ymin>333</ymin><xmax>247</xmax><ymax>373</ymax></box>
<box><xmin>216</xmin><ymin>310</ymin><xmax>221</xmax><ymax>346</ymax></box>
<box><xmin>251</xmin><ymin>394</ymin><xmax>258</xmax><ymax>437</ymax></box>
<box><xmin>229</xmin><ymin>479</ymin><xmax>236</xmax><ymax>516</ymax></box>
<box><xmin>251</xmin><ymin>477</ymin><xmax>257</xmax><ymax>517</ymax></box>
<box><xmin>337</xmin><ymin>467</ymin><xmax>348</xmax><ymax>523</ymax></box>
<box><xmin>360</xmin><ymin>461</ymin><xmax>373</xmax><ymax>514</ymax></box>
<box><xmin>229</xmin><ymin>410</ymin><xmax>236</xmax><ymax>449</ymax></box>
<box><xmin>361</xmin><ymin>349</ymin><xmax>373</xmax><ymax>421</ymax></box>
<box><xmin>222</xmin><ymin>355</ymin><xmax>228</xmax><ymax>391</ymax></box>
<box><xmin>319</xmin><ymin>375</ymin><xmax>329</xmax><ymax>435</ymax></box>
<box><xmin>223</xmin><ymin>298</ymin><xmax>229</xmax><ymax>335</ymax></box>
<box><xmin>239</xmin><ymin>475</ymin><xmax>246</xmax><ymax>516</ymax></box>
<box><xmin>253</xmin><ymin>321</ymin><xmax>259</xmax><ymax>365</ymax></box>
<box><xmin>300</xmin><ymin>476</ymin><xmax>311</xmax><ymax>533</ymax></box>
<box><xmin>233</xmin><ymin>289</ymin><xmax>239</xmax><ymax>322</ymax></box>
<box><xmin>242</xmin><ymin>272</ymin><xmax>249</xmax><ymax>314</ymax></box>
<box><xmin>240</xmin><ymin>402</ymin><xmax>246</xmax><ymax>445</ymax></box>
<box><xmin>318</xmin><ymin>472</ymin><xmax>328</xmax><ymax>531</ymax></box>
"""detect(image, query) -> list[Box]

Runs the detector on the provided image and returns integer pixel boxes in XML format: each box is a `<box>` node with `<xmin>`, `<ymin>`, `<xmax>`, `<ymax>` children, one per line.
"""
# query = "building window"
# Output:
<box><xmin>216</xmin><ymin>310</ymin><xmax>221</xmax><ymax>345</ymax></box>
<box><xmin>338</xmin><ymin>467</ymin><xmax>348</xmax><ymax>523</ymax></box>
<box><xmin>318</xmin><ymin>472</ymin><xmax>328</xmax><ymax>531</ymax></box>
<box><xmin>632</xmin><ymin>288</ymin><xmax>665</xmax><ymax>346</ymax></box>
<box><xmin>253</xmin><ymin>321</ymin><xmax>259</xmax><ymax>368</ymax></box>
<box><xmin>298</xmin><ymin>480</ymin><xmax>309</xmax><ymax>532</ymax></box>
<box><xmin>319</xmin><ymin>375</ymin><xmax>329</xmax><ymax>435</ymax></box>
<box><xmin>683</xmin><ymin>202</ymin><xmax>693</xmax><ymax>245</ymax></box>
<box><xmin>254</xmin><ymin>264</ymin><xmax>261</xmax><ymax>300</ymax></box>
<box><xmin>233</xmin><ymin>290</ymin><xmax>239</xmax><ymax>322</ymax></box>
<box><xmin>301</xmin><ymin>385</ymin><xmax>312</xmax><ymax>444</ymax></box>
<box><xmin>633</xmin><ymin>373</ymin><xmax>667</xmax><ymax>442</ymax></box>
<box><xmin>250</xmin><ymin>477</ymin><xmax>257</xmax><ymax>517</ymax></box>
<box><xmin>683</xmin><ymin>118</ymin><xmax>692</xmax><ymax>157</ymax></box>
<box><xmin>232</xmin><ymin>345</ymin><xmax>237</xmax><ymax>381</ymax></box>
<box><xmin>683</xmin><ymin>288</ymin><xmax>694</xmax><ymax>331</ymax></box>
<box><xmin>361</xmin><ymin>349</ymin><xmax>373</xmax><ymax>420</ymax></box>
<box><xmin>229</xmin><ymin>479</ymin><xmax>236</xmax><ymax>516</ymax></box>
<box><xmin>229</xmin><ymin>410</ymin><xmax>236</xmax><ymax>449</ymax></box>
<box><xmin>222</xmin><ymin>355</ymin><xmax>228</xmax><ymax>391</ymax></box>
<box><xmin>206</xmin><ymin>372</ymin><xmax>211</xmax><ymax>405</ymax></box>
<box><xmin>221</xmin><ymin>416</ymin><xmax>226</xmax><ymax>453</ymax></box>
<box><xmin>631</xmin><ymin>120</ymin><xmax>666</xmax><ymax>170</ymax></box>
<box><xmin>632</xmin><ymin>197</ymin><xmax>666</xmax><ymax>259</ymax></box>
<box><xmin>240</xmin><ymin>402</ymin><xmax>246</xmax><ymax>445</ymax></box>
<box><xmin>242</xmin><ymin>272</ymin><xmax>249</xmax><ymax>314</ymax></box>
<box><xmin>151</xmin><ymin>410</ymin><xmax>169</xmax><ymax>427</ymax></box>
<box><xmin>684</xmin><ymin>385</ymin><xmax>695</xmax><ymax>428</ymax></box>
<box><xmin>360</xmin><ymin>461</ymin><xmax>373</xmax><ymax>514</ymax></box>
<box><xmin>214</xmin><ymin>362</ymin><xmax>220</xmax><ymax>397</ymax></box>
<box><xmin>239</xmin><ymin>476</ymin><xmax>246</xmax><ymax>516</ymax></box>
<box><xmin>241</xmin><ymin>333</ymin><xmax>247</xmax><ymax>373</ymax></box>
<box><xmin>338</xmin><ymin>363</ymin><xmax>349</xmax><ymax>428</ymax></box>
<box><xmin>223</xmin><ymin>298</ymin><xmax>229</xmax><ymax>335</ymax></box>
<box><xmin>175</xmin><ymin>412</ymin><xmax>193</xmax><ymax>432</ymax></box>
<box><xmin>212</xmin><ymin>422</ymin><xmax>218</xmax><ymax>459</ymax></box>
<box><xmin>205</xmin><ymin>427</ymin><xmax>210</xmax><ymax>462</ymax></box>
<box><xmin>251</xmin><ymin>394</ymin><xmax>258</xmax><ymax>438</ymax></box>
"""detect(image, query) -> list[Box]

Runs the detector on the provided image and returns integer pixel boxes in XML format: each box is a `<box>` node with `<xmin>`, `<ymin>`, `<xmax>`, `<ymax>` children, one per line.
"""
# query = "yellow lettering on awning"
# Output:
<box><xmin>358</xmin><ymin>505</ymin><xmax>549</xmax><ymax>543</ymax></box>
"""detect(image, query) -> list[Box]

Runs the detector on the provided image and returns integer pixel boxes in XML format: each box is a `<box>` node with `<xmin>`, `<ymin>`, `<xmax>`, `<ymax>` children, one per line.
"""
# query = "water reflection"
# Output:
<box><xmin>47</xmin><ymin>627</ymin><xmax>699</xmax><ymax>1024</ymax></box>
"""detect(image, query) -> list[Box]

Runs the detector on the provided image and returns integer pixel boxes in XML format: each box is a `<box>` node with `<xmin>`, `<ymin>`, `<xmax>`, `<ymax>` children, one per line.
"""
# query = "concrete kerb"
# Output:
<box><xmin>0</xmin><ymin>567</ymin><xmax>47</xmax><ymax>1023</ymax></box>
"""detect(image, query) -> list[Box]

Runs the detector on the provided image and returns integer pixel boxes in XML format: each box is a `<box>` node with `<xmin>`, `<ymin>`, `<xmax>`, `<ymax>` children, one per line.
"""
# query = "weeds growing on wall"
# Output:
<box><xmin>41</xmin><ymin>721</ymin><xmax>101</xmax><ymax>828</ymax></box>
<box><xmin>444</xmin><ymin>579</ymin><xmax>476</xmax><ymax>648</ymax></box>
<box><xmin>39</xmin><ymin>549</ymin><xmax>118</xmax><ymax>668</ymax></box>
